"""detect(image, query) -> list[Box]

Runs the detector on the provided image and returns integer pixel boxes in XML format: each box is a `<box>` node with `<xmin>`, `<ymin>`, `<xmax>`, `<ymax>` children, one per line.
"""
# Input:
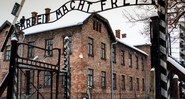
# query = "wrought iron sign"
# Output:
<box><xmin>18</xmin><ymin>0</ymin><xmax>154</xmax><ymax>30</ymax></box>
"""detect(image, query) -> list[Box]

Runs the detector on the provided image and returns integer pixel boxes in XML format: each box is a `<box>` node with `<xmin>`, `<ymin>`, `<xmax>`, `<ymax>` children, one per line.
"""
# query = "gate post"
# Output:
<box><xmin>7</xmin><ymin>37</ymin><xmax>18</xmax><ymax>99</ymax></box>
<box><xmin>151</xmin><ymin>0</ymin><xmax>168</xmax><ymax>97</ymax></box>
<box><xmin>64</xmin><ymin>36</ymin><xmax>71</xmax><ymax>99</ymax></box>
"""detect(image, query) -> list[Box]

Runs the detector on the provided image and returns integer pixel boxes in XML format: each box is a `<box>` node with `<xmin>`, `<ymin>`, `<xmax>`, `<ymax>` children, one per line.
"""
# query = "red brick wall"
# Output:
<box><xmin>0</xmin><ymin>15</ymin><xmax>151</xmax><ymax>99</ymax></box>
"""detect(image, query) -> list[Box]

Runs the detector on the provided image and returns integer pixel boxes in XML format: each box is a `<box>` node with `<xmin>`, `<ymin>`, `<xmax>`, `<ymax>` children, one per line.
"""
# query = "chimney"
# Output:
<box><xmin>31</xmin><ymin>12</ymin><xmax>38</xmax><ymax>25</ymax></box>
<box><xmin>115</xmin><ymin>30</ymin><xmax>120</xmax><ymax>39</ymax></box>
<box><xmin>122</xmin><ymin>34</ymin><xmax>127</xmax><ymax>38</ymax></box>
<box><xmin>45</xmin><ymin>8</ymin><xmax>51</xmax><ymax>23</ymax></box>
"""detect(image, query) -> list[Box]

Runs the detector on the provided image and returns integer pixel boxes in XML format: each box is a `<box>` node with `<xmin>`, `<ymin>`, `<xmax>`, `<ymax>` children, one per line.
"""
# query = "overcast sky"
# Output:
<box><xmin>0</xmin><ymin>0</ymin><xmax>152</xmax><ymax>45</ymax></box>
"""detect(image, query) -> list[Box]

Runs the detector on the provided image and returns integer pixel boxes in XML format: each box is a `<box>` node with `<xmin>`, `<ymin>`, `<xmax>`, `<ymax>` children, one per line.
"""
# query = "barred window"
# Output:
<box><xmin>113</xmin><ymin>46</ymin><xmax>116</xmax><ymax>62</ymax></box>
<box><xmin>26</xmin><ymin>71</ymin><xmax>30</xmax><ymax>95</ymax></box>
<box><xmin>101</xmin><ymin>43</ymin><xmax>105</xmax><ymax>59</ymax></box>
<box><xmin>101</xmin><ymin>71</ymin><xmax>106</xmax><ymax>88</ymax></box>
<box><xmin>121</xmin><ymin>51</ymin><xmax>125</xmax><ymax>65</ymax></box>
<box><xmin>142</xmin><ymin>58</ymin><xmax>144</xmax><ymax>71</ymax></box>
<box><xmin>130</xmin><ymin>76</ymin><xmax>133</xmax><ymax>91</ymax></box>
<box><xmin>45</xmin><ymin>39</ymin><xmax>53</xmax><ymax>56</ymax></box>
<box><xmin>142</xmin><ymin>78</ymin><xmax>145</xmax><ymax>91</ymax></box>
<box><xmin>136</xmin><ymin>78</ymin><xmax>139</xmax><ymax>91</ymax></box>
<box><xmin>93</xmin><ymin>20</ymin><xmax>101</xmax><ymax>33</ymax></box>
<box><xmin>129</xmin><ymin>54</ymin><xmax>132</xmax><ymax>68</ymax></box>
<box><xmin>122</xmin><ymin>75</ymin><xmax>125</xmax><ymax>90</ymax></box>
<box><xmin>44</xmin><ymin>71</ymin><xmax>51</xmax><ymax>86</ymax></box>
<box><xmin>136</xmin><ymin>56</ymin><xmax>138</xmax><ymax>69</ymax></box>
<box><xmin>88</xmin><ymin>69</ymin><xmax>93</xmax><ymax>87</ymax></box>
<box><xmin>28</xmin><ymin>42</ymin><xmax>35</xmax><ymax>58</ymax></box>
<box><xmin>5</xmin><ymin>46</ymin><xmax>11</xmax><ymax>60</ymax></box>
<box><xmin>88</xmin><ymin>38</ymin><xmax>93</xmax><ymax>56</ymax></box>
<box><xmin>113</xmin><ymin>73</ymin><xmax>116</xmax><ymax>89</ymax></box>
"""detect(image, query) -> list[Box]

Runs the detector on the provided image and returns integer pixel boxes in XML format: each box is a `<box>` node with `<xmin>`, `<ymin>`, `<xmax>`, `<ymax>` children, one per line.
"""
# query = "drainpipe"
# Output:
<box><xmin>145</xmin><ymin>56</ymin><xmax>148</xmax><ymax>99</ymax></box>
<box><xmin>111</xmin><ymin>40</ymin><xmax>117</xmax><ymax>99</ymax></box>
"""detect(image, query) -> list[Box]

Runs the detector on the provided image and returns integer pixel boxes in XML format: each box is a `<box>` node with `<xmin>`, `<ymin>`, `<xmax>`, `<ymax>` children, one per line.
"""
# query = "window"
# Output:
<box><xmin>129</xmin><ymin>54</ymin><xmax>132</xmax><ymax>68</ymax></box>
<box><xmin>136</xmin><ymin>56</ymin><xmax>138</xmax><ymax>69</ymax></box>
<box><xmin>113</xmin><ymin>73</ymin><xmax>116</xmax><ymax>89</ymax></box>
<box><xmin>142</xmin><ymin>78</ymin><xmax>145</xmax><ymax>91</ymax></box>
<box><xmin>130</xmin><ymin>76</ymin><xmax>133</xmax><ymax>91</ymax></box>
<box><xmin>101</xmin><ymin>71</ymin><xmax>106</xmax><ymax>88</ymax></box>
<box><xmin>121</xmin><ymin>51</ymin><xmax>125</xmax><ymax>65</ymax></box>
<box><xmin>44</xmin><ymin>71</ymin><xmax>51</xmax><ymax>86</ymax></box>
<box><xmin>5</xmin><ymin>45</ymin><xmax>11</xmax><ymax>60</ymax></box>
<box><xmin>26</xmin><ymin>71</ymin><xmax>30</xmax><ymax>95</ymax></box>
<box><xmin>88</xmin><ymin>38</ymin><xmax>93</xmax><ymax>56</ymax></box>
<box><xmin>62</xmin><ymin>75</ymin><xmax>65</xmax><ymax>87</ymax></box>
<box><xmin>101</xmin><ymin>43</ymin><xmax>105</xmax><ymax>59</ymax></box>
<box><xmin>136</xmin><ymin>78</ymin><xmax>139</xmax><ymax>91</ymax></box>
<box><xmin>93</xmin><ymin>20</ymin><xmax>101</xmax><ymax>33</ymax></box>
<box><xmin>28</xmin><ymin>42</ymin><xmax>35</xmax><ymax>58</ymax></box>
<box><xmin>88</xmin><ymin>69</ymin><xmax>93</xmax><ymax>87</ymax></box>
<box><xmin>63</xmin><ymin>36</ymin><xmax>72</xmax><ymax>53</ymax></box>
<box><xmin>122</xmin><ymin>75</ymin><xmax>125</xmax><ymax>90</ymax></box>
<box><xmin>112</xmin><ymin>46</ymin><xmax>116</xmax><ymax>62</ymax></box>
<box><xmin>45</xmin><ymin>39</ymin><xmax>53</xmax><ymax>56</ymax></box>
<box><xmin>142</xmin><ymin>58</ymin><xmax>144</xmax><ymax>71</ymax></box>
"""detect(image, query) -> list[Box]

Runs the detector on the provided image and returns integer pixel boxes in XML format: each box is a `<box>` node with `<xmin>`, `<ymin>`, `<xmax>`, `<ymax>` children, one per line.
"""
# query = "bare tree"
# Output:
<box><xmin>122</xmin><ymin>0</ymin><xmax>185</xmax><ymax>42</ymax></box>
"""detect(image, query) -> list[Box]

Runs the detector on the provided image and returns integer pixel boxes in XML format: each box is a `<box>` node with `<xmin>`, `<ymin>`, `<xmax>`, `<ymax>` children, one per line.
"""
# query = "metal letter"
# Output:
<box><xmin>70</xmin><ymin>1</ymin><xmax>75</xmax><ymax>10</ymax></box>
<box><xmin>111</xmin><ymin>0</ymin><xmax>118</xmax><ymax>8</ymax></box>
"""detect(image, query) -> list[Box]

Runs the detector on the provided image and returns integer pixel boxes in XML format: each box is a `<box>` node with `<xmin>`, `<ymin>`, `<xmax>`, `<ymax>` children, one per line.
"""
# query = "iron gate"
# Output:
<box><xmin>8</xmin><ymin>40</ymin><xmax>62</xmax><ymax>99</ymax></box>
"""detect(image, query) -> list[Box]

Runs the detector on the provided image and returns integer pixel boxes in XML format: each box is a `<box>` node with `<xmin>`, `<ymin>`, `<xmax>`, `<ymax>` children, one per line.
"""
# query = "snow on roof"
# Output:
<box><xmin>117</xmin><ymin>39</ymin><xmax>148</xmax><ymax>56</ymax></box>
<box><xmin>167</xmin><ymin>57</ymin><xmax>185</xmax><ymax>75</ymax></box>
<box><xmin>24</xmin><ymin>11</ymin><xmax>90</xmax><ymax>35</ymax></box>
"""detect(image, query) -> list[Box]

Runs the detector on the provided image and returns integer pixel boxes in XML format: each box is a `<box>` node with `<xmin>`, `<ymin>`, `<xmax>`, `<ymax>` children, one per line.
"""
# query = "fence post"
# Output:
<box><xmin>149</xmin><ymin>68</ymin><xmax>155</xmax><ymax>99</ymax></box>
<box><xmin>173</xmin><ymin>74</ymin><xmax>180</xmax><ymax>99</ymax></box>
<box><xmin>7</xmin><ymin>37</ymin><xmax>18</xmax><ymax>99</ymax></box>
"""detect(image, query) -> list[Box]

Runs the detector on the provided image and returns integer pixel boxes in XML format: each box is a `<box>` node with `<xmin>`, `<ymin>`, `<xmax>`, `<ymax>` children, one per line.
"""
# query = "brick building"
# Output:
<box><xmin>0</xmin><ymin>12</ymin><xmax>151</xmax><ymax>99</ymax></box>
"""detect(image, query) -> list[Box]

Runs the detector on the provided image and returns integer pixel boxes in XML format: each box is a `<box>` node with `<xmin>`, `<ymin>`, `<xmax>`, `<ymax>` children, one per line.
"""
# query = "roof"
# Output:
<box><xmin>117</xmin><ymin>39</ymin><xmax>148</xmax><ymax>56</ymax></box>
<box><xmin>167</xmin><ymin>56</ymin><xmax>185</xmax><ymax>82</ymax></box>
<box><xmin>24</xmin><ymin>11</ymin><xmax>90</xmax><ymax>35</ymax></box>
<box><xmin>0</xmin><ymin>20</ymin><xmax>11</xmax><ymax>33</ymax></box>
<box><xmin>24</xmin><ymin>12</ymin><xmax>116</xmax><ymax>41</ymax></box>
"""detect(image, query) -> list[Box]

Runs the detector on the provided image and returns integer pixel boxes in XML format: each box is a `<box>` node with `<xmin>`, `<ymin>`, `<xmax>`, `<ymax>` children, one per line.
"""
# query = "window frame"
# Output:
<box><xmin>136</xmin><ymin>56</ymin><xmax>138</xmax><ymax>69</ymax></box>
<box><xmin>101</xmin><ymin>43</ymin><xmax>106</xmax><ymax>59</ymax></box>
<box><xmin>142</xmin><ymin>78</ymin><xmax>145</xmax><ymax>91</ymax></box>
<box><xmin>45</xmin><ymin>39</ymin><xmax>53</xmax><ymax>57</ymax></box>
<box><xmin>113</xmin><ymin>46</ymin><xmax>116</xmax><ymax>63</ymax></box>
<box><xmin>4</xmin><ymin>45</ymin><xmax>11</xmax><ymax>61</ymax></box>
<box><xmin>88</xmin><ymin>37</ymin><xmax>93</xmax><ymax>56</ymax></box>
<box><xmin>28</xmin><ymin>42</ymin><xmax>35</xmax><ymax>58</ymax></box>
<box><xmin>88</xmin><ymin>69</ymin><xmax>93</xmax><ymax>87</ymax></box>
<box><xmin>136</xmin><ymin>78</ymin><xmax>139</xmax><ymax>91</ymax></box>
<box><xmin>122</xmin><ymin>75</ymin><xmax>125</xmax><ymax>90</ymax></box>
<box><xmin>101</xmin><ymin>71</ymin><xmax>106</xmax><ymax>88</ymax></box>
<box><xmin>44</xmin><ymin>71</ymin><xmax>51</xmax><ymax>87</ymax></box>
<box><xmin>121</xmin><ymin>51</ymin><xmax>125</xmax><ymax>65</ymax></box>
<box><xmin>142</xmin><ymin>58</ymin><xmax>144</xmax><ymax>71</ymax></box>
<box><xmin>130</xmin><ymin>76</ymin><xmax>133</xmax><ymax>91</ymax></box>
<box><xmin>129</xmin><ymin>54</ymin><xmax>132</xmax><ymax>68</ymax></box>
<box><xmin>26</xmin><ymin>71</ymin><xmax>31</xmax><ymax>95</ymax></box>
<box><xmin>93</xmin><ymin>19</ymin><xmax>102</xmax><ymax>33</ymax></box>
<box><xmin>113</xmin><ymin>73</ymin><xmax>116</xmax><ymax>89</ymax></box>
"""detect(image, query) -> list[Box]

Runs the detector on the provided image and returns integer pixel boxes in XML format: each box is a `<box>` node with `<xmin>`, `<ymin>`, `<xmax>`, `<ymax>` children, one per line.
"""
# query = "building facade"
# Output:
<box><xmin>0</xmin><ymin>13</ymin><xmax>151</xmax><ymax>99</ymax></box>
